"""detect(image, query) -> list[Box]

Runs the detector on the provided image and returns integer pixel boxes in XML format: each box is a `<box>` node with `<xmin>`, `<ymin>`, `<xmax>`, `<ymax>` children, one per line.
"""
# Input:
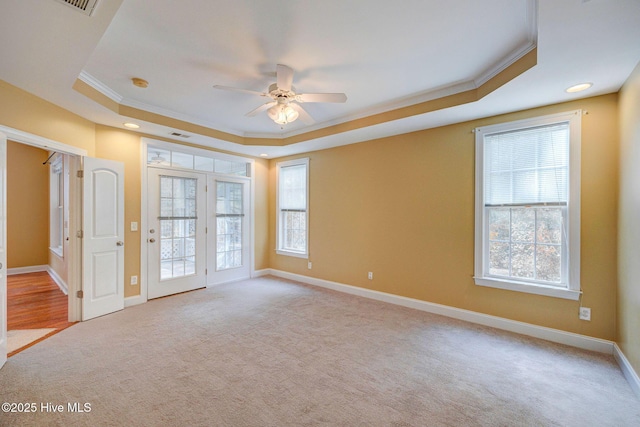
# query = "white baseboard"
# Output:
<box><xmin>125</xmin><ymin>294</ymin><xmax>146</xmax><ymax>308</ymax></box>
<box><xmin>266</xmin><ymin>269</ymin><xmax>615</xmax><ymax>355</ymax></box>
<box><xmin>207</xmin><ymin>274</ymin><xmax>252</xmax><ymax>287</ymax></box>
<box><xmin>614</xmin><ymin>343</ymin><xmax>640</xmax><ymax>399</ymax></box>
<box><xmin>7</xmin><ymin>265</ymin><xmax>48</xmax><ymax>275</ymax></box>
<box><xmin>252</xmin><ymin>269</ymin><xmax>272</xmax><ymax>278</ymax></box>
<box><xmin>46</xmin><ymin>267</ymin><xmax>68</xmax><ymax>295</ymax></box>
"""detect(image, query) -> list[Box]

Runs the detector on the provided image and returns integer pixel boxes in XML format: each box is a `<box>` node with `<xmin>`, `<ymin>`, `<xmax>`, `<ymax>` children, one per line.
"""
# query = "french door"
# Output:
<box><xmin>208</xmin><ymin>177</ymin><xmax>251</xmax><ymax>285</ymax></box>
<box><xmin>147</xmin><ymin>168</ymin><xmax>207</xmax><ymax>299</ymax></box>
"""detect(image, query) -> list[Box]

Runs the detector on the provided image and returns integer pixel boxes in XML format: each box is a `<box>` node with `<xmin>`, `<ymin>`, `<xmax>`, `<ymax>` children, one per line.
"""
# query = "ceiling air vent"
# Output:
<box><xmin>54</xmin><ymin>0</ymin><xmax>99</xmax><ymax>16</ymax></box>
<box><xmin>170</xmin><ymin>132</ymin><xmax>191</xmax><ymax>139</ymax></box>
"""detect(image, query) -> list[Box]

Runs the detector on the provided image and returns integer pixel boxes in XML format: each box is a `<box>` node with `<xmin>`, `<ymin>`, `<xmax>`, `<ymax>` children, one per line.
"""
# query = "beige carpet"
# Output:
<box><xmin>0</xmin><ymin>276</ymin><xmax>638</xmax><ymax>426</ymax></box>
<box><xmin>7</xmin><ymin>329</ymin><xmax>57</xmax><ymax>353</ymax></box>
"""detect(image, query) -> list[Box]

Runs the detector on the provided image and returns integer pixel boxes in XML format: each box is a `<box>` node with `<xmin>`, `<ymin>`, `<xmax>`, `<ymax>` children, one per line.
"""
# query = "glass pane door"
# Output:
<box><xmin>159</xmin><ymin>176</ymin><xmax>198</xmax><ymax>279</ymax></box>
<box><xmin>147</xmin><ymin>168</ymin><xmax>206</xmax><ymax>300</ymax></box>
<box><xmin>216</xmin><ymin>181</ymin><xmax>243</xmax><ymax>271</ymax></box>
<box><xmin>207</xmin><ymin>176</ymin><xmax>251</xmax><ymax>286</ymax></box>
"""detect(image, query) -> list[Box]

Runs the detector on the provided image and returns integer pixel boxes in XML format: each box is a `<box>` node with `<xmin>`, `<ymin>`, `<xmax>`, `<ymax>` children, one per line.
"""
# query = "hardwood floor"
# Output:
<box><xmin>7</xmin><ymin>271</ymin><xmax>76</xmax><ymax>356</ymax></box>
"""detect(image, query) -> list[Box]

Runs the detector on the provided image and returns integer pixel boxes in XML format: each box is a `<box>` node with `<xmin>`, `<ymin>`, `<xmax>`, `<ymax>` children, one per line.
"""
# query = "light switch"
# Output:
<box><xmin>131</xmin><ymin>222</ymin><xmax>138</xmax><ymax>232</ymax></box>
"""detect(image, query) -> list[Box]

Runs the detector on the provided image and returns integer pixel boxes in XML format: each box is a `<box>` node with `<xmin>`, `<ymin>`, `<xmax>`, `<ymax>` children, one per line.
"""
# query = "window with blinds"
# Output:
<box><xmin>276</xmin><ymin>158</ymin><xmax>309</xmax><ymax>257</ymax></box>
<box><xmin>484</xmin><ymin>123</ymin><xmax>569</xmax><ymax>207</ymax></box>
<box><xmin>474</xmin><ymin>111</ymin><xmax>581</xmax><ymax>300</ymax></box>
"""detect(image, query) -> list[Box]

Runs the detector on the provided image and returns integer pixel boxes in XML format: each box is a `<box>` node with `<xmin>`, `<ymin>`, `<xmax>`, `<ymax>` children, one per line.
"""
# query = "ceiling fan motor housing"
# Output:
<box><xmin>268</xmin><ymin>83</ymin><xmax>296</xmax><ymax>101</ymax></box>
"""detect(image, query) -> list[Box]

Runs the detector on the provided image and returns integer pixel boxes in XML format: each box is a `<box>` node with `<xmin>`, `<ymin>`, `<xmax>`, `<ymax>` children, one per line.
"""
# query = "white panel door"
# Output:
<box><xmin>147</xmin><ymin>168</ymin><xmax>206</xmax><ymax>299</ymax></box>
<box><xmin>82</xmin><ymin>157</ymin><xmax>125</xmax><ymax>321</ymax></box>
<box><xmin>207</xmin><ymin>177</ymin><xmax>251</xmax><ymax>285</ymax></box>
<box><xmin>0</xmin><ymin>135</ymin><xmax>6</xmax><ymax>368</ymax></box>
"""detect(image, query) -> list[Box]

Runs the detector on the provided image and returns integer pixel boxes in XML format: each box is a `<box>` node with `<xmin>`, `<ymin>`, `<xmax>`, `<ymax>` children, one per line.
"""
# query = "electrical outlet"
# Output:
<box><xmin>308</xmin><ymin>261</ymin><xmax>312</xmax><ymax>270</ymax></box>
<box><xmin>579</xmin><ymin>307</ymin><xmax>591</xmax><ymax>321</ymax></box>
<box><xmin>368</xmin><ymin>272</ymin><xmax>373</xmax><ymax>280</ymax></box>
<box><xmin>130</xmin><ymin>275</ymin><xmax>138</xmax><ymax>285</ymax></box>
<box><xmin>131</xmin><ymin>222</ymin><xmax>138</xmax><ymax>231</ymax></box>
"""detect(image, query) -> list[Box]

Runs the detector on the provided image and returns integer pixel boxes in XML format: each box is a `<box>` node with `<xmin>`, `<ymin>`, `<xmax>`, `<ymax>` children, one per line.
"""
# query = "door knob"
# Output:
<box><xmin>149</xmin><ymin>238</ymin><xmax>156</xmax><ymax>243</ymax></box>
<box><xmin>117</xmin><ymin>241</ymin><xmax>124</xmax><ymax>246</ymax></box>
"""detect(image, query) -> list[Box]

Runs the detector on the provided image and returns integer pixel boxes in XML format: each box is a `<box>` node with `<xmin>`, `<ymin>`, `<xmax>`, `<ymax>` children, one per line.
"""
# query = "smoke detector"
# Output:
<box><xmin>54</xmin><ymin>0</ymin><xmax>99</xmax><ymax>16</ymax></box>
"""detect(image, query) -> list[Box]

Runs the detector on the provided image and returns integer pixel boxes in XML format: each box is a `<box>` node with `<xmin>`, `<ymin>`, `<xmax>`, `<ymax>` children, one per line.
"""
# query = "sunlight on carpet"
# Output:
<box><xmin>7</xmin><ymin>329</ymin><xmax>56</xmax><ymax>353</ymax></box>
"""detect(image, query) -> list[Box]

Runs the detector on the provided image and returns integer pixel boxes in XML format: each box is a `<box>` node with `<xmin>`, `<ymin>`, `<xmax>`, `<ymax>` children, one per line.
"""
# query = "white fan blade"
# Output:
<box><xmin>213</xmin><ymin>85</ymin><xmax>268</xmax><ymax>97</ymax></box>
<box><xmin>296</xmin><ymin>92</ymin><xmax>347</xmax><ymax>103</ymax></box>
<box><xmin>246</xmin><ymin>101</ymin><xmax>276</xmax><ymax>117</ymax></box>
<box><xmin>290</xmin><ymin>103</ymin><xmax>315</xmax><ymax>125</ymax></box>
<box><xmin>276</xmin><ymin>64</ymin><xmax>294</xmax><ymax>92</ymax></box>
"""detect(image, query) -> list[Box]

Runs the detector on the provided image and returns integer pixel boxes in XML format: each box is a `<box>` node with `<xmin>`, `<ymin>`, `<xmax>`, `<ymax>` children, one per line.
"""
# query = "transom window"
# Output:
<box><xmin>147</xmin><ymin>147</ymin><xmax>249</xmax><ymax>176</ymax></box>
<box><xmin>474</xmin><ymin>111</ymin><xmax>581</xmax><ymax>300</ymax></box>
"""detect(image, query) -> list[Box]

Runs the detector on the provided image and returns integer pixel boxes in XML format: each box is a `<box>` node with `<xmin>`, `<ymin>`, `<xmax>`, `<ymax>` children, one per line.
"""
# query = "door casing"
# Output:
<box><xmin>139</xmin><ymin>138</ymin><xmax>256</xmax><ymax>304</ymax></box>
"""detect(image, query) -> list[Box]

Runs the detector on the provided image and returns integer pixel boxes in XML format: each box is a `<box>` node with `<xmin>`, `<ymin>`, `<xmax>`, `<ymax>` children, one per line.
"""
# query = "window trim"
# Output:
<box><xmin>49</xmin><ymin>154</ymin><xmax>64</xmax><ymax>258</ymax></box>
<box><xmin>474</xmin><ymin>111</ymin><xmax>581</xmax><ymax>300</ymax></box>
<box><xmin>276</xmin><ymin>158</ymin><xmax>309</xmax><ymax>258</ymax></box>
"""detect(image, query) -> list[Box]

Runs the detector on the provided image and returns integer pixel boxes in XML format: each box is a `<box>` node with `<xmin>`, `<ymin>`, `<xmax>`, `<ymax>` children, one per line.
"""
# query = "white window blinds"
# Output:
<box><xmin>279</xmin><ymin>164</ymin><xmax>307</xmax><ymax>210</ymax></box>
<box><xmin>484</xmin><ymin>122</ymin><xmax>569</xmax><ymax>206</ymax></box>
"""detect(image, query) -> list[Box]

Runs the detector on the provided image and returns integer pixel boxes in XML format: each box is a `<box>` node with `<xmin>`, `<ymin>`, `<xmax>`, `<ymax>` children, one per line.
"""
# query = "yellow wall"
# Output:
<box><xmin>618</xmin><ymin>61</ymin><xmax>640</xmax><ymax>373</ymax></box>
<box><xmin>253</xmin><ymin>158</ymin><xmax>270</xmax><ymax>271</ymax></box>
<box><xmin>270</xmin><ymin>94</ymin><xmax>620</xmax><ymax>341</ymax></box>
<box><xmin>6</xmin><ymin>141</ymin><xmax>49</xmax><ymax>268</ymax></box>
<box><xmin>0</xmin><ymin>80</ymin><xmax>95</xmax><ymax>155</ymax></box>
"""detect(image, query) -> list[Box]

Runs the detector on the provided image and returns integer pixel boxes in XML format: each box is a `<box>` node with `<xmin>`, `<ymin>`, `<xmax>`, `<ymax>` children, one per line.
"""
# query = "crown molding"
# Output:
<box><xmin>78</xmin><ymin>71</ymin><xmax>123</xmax><ymax>104</ymax></box>
<box><xmin>73</xmin><ymin>0</ymin><xmax>538</xmax><ymax>149</ymax></box>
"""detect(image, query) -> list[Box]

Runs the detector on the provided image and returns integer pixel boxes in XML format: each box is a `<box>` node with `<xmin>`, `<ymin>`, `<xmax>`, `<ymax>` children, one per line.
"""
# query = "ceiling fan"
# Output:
<box><xmin>213</xmin><ymin>64</ymin><xmax>347</xmax><ymax>125</ymax></box>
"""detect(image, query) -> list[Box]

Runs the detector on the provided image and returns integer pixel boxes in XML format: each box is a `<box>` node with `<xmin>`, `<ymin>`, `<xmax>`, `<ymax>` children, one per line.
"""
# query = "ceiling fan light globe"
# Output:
<box><xmin>267</xmin><ymin>104</ymin><xmax>281</xmax><ymax>121</ymax></box>
<box><xmin>268</xmin><ymin>104</ymin><xmax>298</xmax><ymax>124</ymax></box>
<box><xmin>284</xmin><ymin>105</ymin><xmax>299</xmax><ymax>122</ymax></box>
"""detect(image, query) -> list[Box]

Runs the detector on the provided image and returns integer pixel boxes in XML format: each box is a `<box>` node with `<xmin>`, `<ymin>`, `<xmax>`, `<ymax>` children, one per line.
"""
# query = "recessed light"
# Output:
<box><xmin>259</xmin><ymin>153</ymin><xmax>269</xmax><ymax>157</ymax></box>
<box><xmin>565</xmin><ymin>83</ymin><xmax>592</xmax><ymax>93</ymax></box>
<box><xmin>123</xmin><ymin>122</ymin><xmax>140</xmax><ymax>129</ymax></box>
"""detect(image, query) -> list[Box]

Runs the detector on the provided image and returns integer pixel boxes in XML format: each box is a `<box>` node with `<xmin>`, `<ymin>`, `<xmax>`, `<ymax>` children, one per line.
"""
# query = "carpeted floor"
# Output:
<box><xmin>0</xmin><ymin>276</ymin><xmax>638</xmax><ymax>426</ymax></box>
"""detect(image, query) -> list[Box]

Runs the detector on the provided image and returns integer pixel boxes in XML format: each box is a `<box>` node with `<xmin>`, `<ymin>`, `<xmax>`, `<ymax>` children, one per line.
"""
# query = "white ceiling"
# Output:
<box><xmin>1</xmin><ymin>0</ymin><xmax>639</xmax><ymax>158</ymax></box>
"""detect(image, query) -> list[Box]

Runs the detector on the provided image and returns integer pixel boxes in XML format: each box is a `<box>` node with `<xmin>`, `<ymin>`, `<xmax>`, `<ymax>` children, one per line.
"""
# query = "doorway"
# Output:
<box><xmin>5</xmin><ymin>143</ymin><xmax>75</xmax><ymax>355</ymax></box>
<box><xmin>143</xmin><ymin>140</ymin><xmax>254</xmax><ymax>300</ymax></box>
<box><xmin>1</xmin><ymin>125</ymin><xmax>126</xmax><ymax>367</ymax></box>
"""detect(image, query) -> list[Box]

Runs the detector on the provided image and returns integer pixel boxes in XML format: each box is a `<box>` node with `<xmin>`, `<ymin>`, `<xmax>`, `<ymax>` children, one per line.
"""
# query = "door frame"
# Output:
<box><xmin>139</xmin><ymin>138</ymin><xmax>256</xmax><ymax>304</ymax></box>
<box><xmin>0</xmin><ymin>124</ymin><xmax>87</xmax><ymax>323</ymax></box>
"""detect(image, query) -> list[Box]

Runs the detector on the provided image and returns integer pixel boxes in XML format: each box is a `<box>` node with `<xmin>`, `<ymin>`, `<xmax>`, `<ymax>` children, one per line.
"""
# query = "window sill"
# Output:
<box><xmin>49</xmin><ymin>247</ymin><xmax>63</xmax><ymax>258</ymax></box>
<box><xmin>474</xmin><ymin>277</ymin><xmax>580</xmax><ymax>301</ymax></box>
<box><xmin>276</xmin><ymin>249</ymin><xmax>308</xmax><ymax>259</ymax></box>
